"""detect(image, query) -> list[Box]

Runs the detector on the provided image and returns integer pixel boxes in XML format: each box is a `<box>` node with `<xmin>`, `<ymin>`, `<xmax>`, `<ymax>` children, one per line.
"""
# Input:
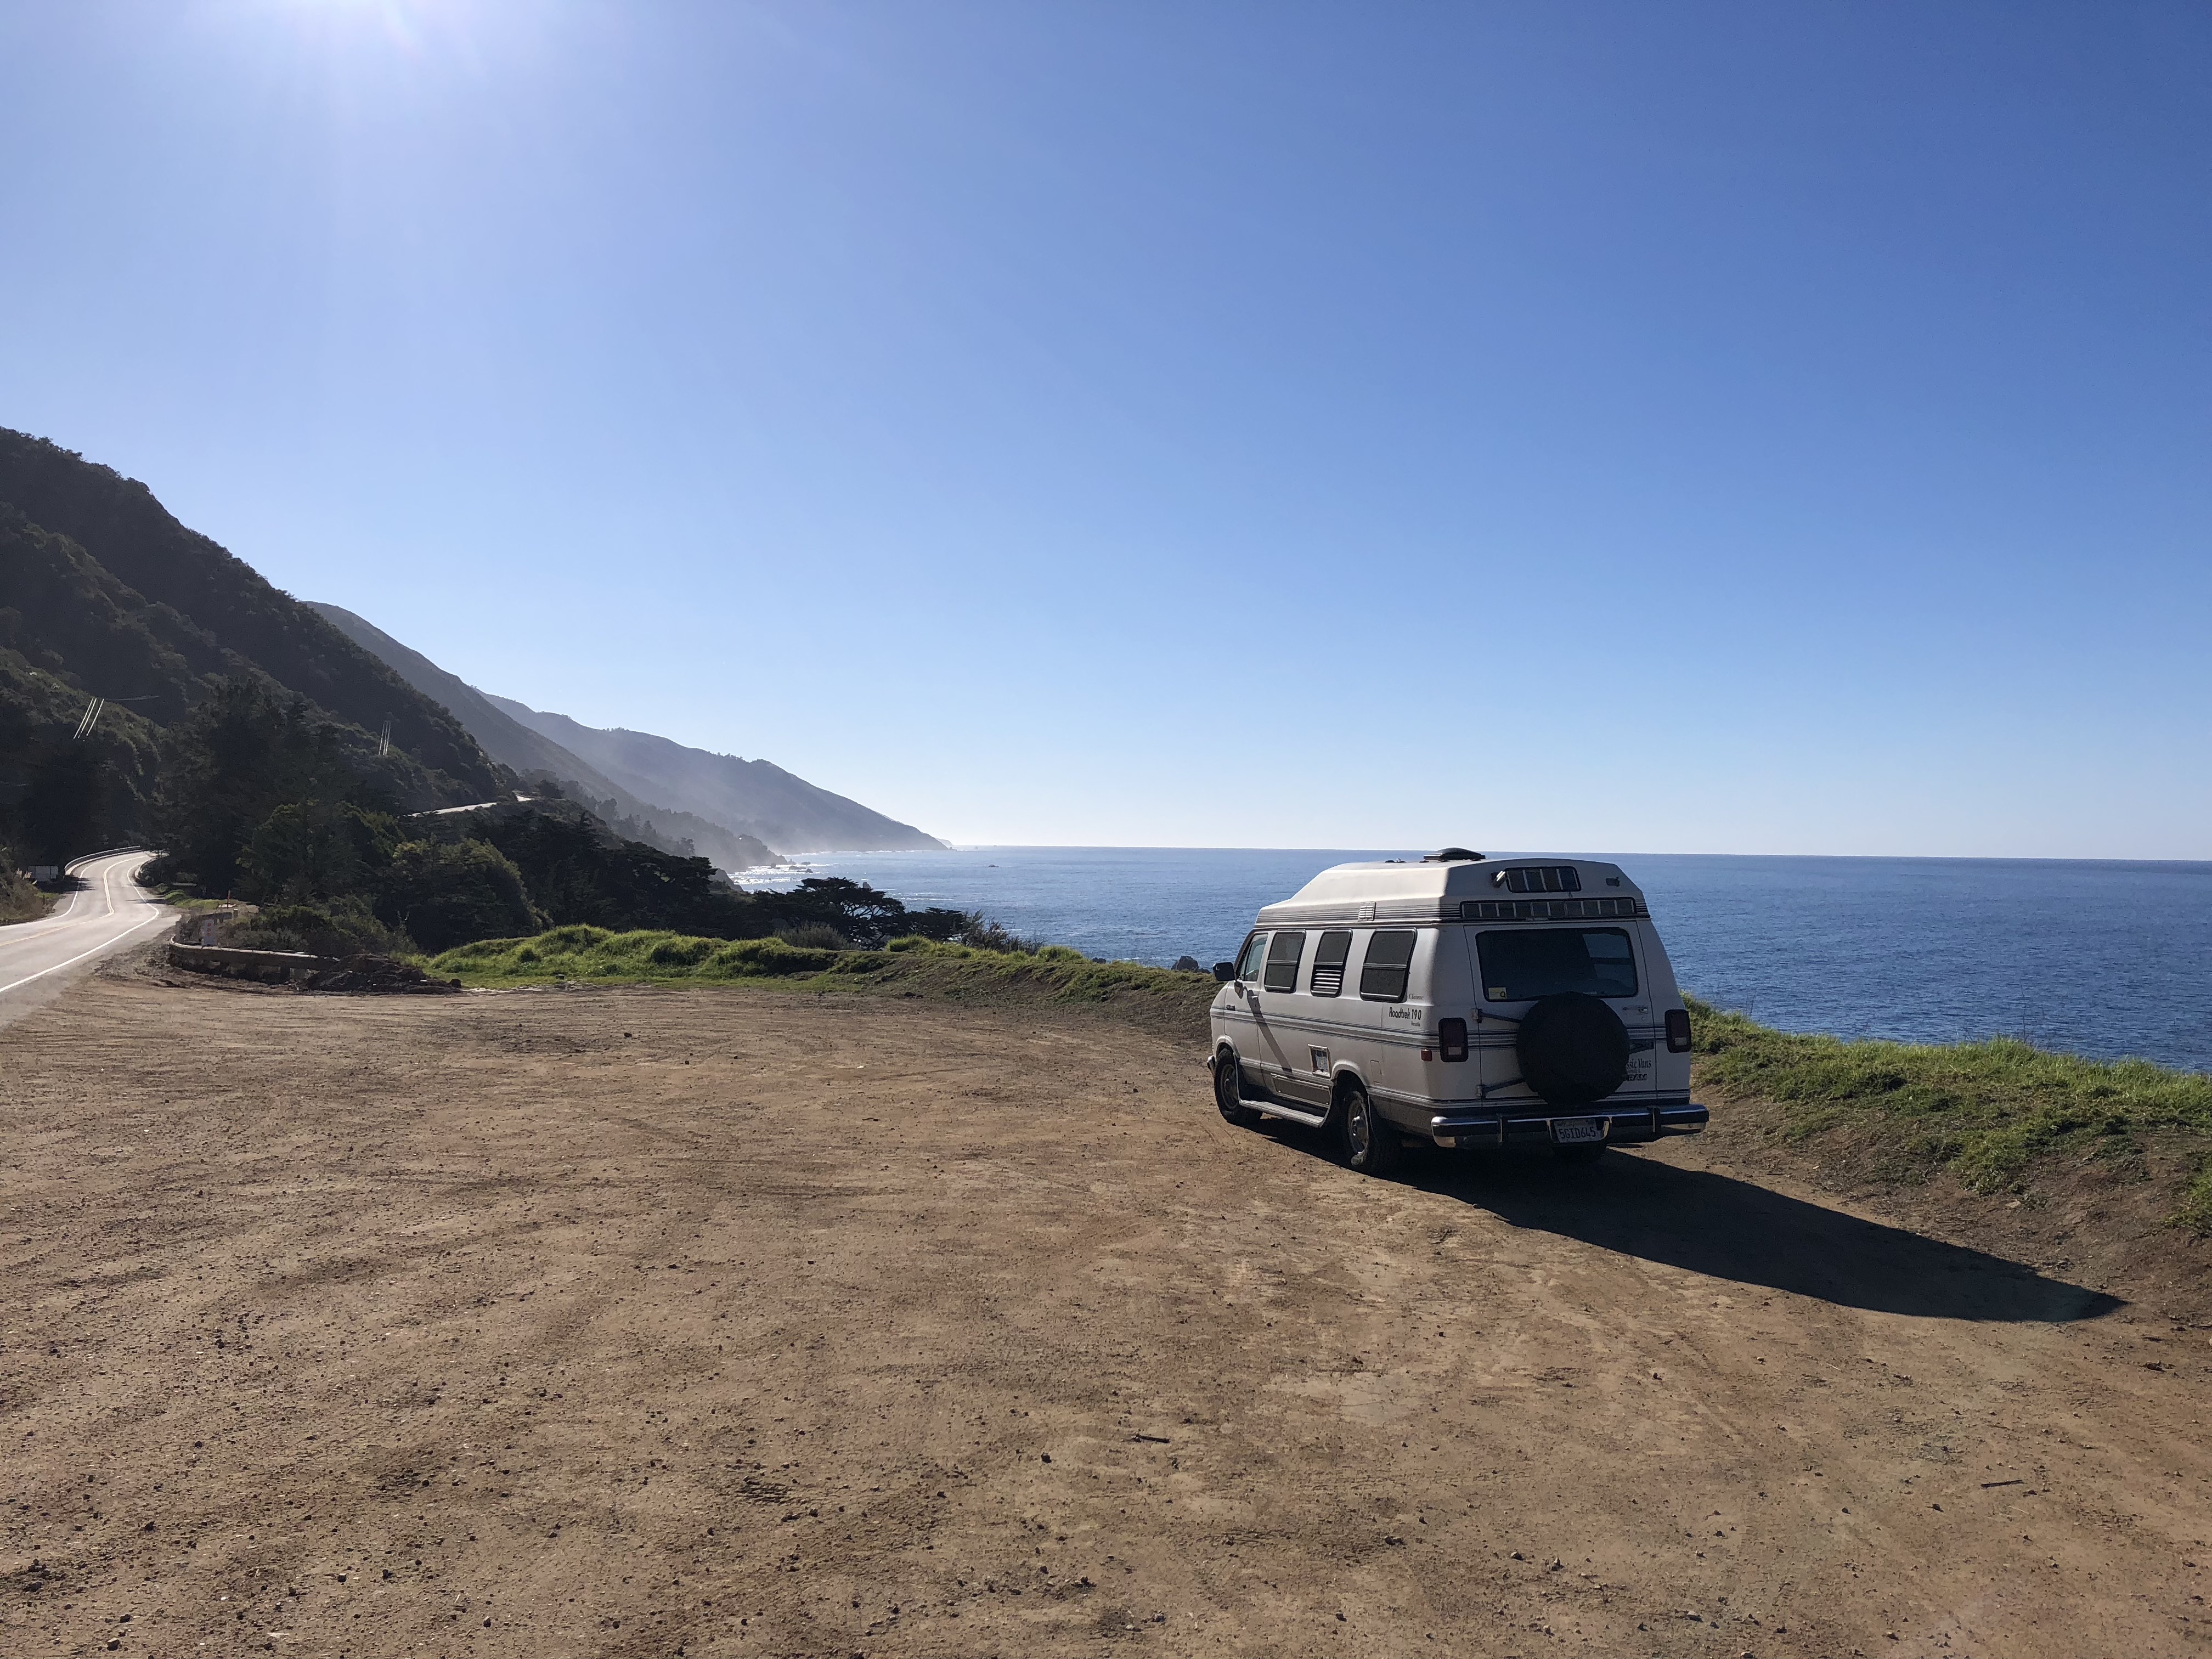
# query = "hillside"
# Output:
<box><xmin>0</xmin><ymin>509</ymin><xmax>443</xmax><ymax>817</ymax></box>
<box><xmin>0</xmin><ymin>430</ymin><xmax>503</xmax><ymax>802</ymax></box>
<box><xmin>0</xmin><ymin>502</ymin><xmax>228</xmax><ymax>731</ymax></box>
<box><xmin>489</xmin><ymin>695</ymin><xmax>944</xmax><ymax>854</ymax></box>
<box><xmin>1</xmin><ymin>435</ymin><xmax>511</xmax><ymax>861</ymax></box>
<box><xmin>306</xmin><ymin>602</ymin><xmax>774</xmax><ymax>872</ymax></box>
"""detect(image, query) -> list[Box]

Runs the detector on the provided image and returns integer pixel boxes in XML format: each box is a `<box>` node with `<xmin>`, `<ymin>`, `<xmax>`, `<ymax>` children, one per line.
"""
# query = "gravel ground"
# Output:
<box><xmin>3</xmin><ymin>970</ymin><xmax>2207</xmax><ymax>1658</ymax></box>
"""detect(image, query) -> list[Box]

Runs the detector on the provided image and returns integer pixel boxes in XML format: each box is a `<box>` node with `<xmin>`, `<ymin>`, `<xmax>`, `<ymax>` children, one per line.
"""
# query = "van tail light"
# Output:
<box><xmin>1664</xmin><ymin>1008</ymin><xmax>1692</xmax><ymax>1053</ymax></box>
<box><xmin>1438</xmin><ymin>1017</ymin><xmax>1469</xmax><ymax>1063</ymax></box>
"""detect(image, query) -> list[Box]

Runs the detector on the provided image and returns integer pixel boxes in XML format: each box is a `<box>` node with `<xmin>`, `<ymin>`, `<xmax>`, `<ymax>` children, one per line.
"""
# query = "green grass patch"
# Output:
<box><xmin>430</xmin><ymin>928</ymin><xmax>1222</xmax><ymax>1034</ymax></box>
<box><xmin>147</xmin><ymin>887</ymin><xmax>233</xmax><ymax>914</ymax></box>
<box><xmin>1686</xmin><ymin>994</ymin><xmax>2212</xmax><ymax>1231</ymax></box>
<box><xmin>434</xmin><ymin>926</ymin><xmax>845</xmax><ymax>983</ymax></box>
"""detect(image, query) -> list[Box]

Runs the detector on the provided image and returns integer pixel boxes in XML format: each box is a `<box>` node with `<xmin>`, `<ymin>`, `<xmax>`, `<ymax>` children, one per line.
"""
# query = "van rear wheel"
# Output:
<box><xmin>1336</xmin><ymin>1079</ymin><xmax>1402</xmax><ymax>1177</ymax></box>
<box><xmin>1214</xmin><ymin>1048</ymin><xmax>1259</xmax><ymax>1127</ymax></box>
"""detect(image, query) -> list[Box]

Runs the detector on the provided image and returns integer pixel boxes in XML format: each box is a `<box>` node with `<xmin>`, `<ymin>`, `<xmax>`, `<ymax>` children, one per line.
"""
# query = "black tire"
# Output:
<box><xmin>1214</xmin><ymin>1047</ymin><xmax>1259</xmax><ymax>1127</ymax></box>
<box><xmin>1552</xmin><ymin>1142</ymin><xmax>1606</xmax><ymax>1166</ymax></box>
<box><xmin>1335</xmin><ymin>1078</ymin><xmax>1402</xmax><ymax>1177</ymax></box>
<box><xmin>1516</xmin><ymin>992</ymin><xmax>1631</xmax><ymax>1107</ymax></box>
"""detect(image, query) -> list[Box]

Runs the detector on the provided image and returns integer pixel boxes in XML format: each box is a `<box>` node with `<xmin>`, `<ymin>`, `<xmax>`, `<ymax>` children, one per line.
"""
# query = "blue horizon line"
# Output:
<box><xmin>768</xmin><ymin>846</ymin><xmax>2212</xmax><ymax>869</ymax></box>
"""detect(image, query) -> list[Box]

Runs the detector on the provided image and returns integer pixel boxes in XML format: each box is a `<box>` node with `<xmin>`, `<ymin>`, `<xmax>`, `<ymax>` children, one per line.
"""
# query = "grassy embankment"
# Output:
<box><xmin>433</xmin><ymin>928</ymin><xmax>1220</xmax><ymax>1039</ymax></box>
<box><xmin>1686</xmin><ymin>994</ymin><xmax>2212</xmax><ymax>1237</ymax></box>
<box><xmin>430</xmin><ymin>930</ymin><xmax>2212</xmax><ymax>1235</ymax></box>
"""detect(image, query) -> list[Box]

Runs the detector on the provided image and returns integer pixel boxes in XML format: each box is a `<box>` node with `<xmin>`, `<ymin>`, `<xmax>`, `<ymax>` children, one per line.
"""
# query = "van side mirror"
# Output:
<box><xmin>1212</xmin><ymin>962</ymin><xmax>1237</xmax><ymax>982</ymax></box>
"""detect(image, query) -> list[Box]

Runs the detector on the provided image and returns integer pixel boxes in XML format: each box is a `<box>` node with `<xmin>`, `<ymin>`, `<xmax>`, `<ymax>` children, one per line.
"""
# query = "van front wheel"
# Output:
<box><xmin>1336</xmin><ymin>1080</ymin><xmax>1402</xmax><ymax>1177</ymax></box>
<box><xmin>1214</xmin><ymin>1049</ymin><xmax>1259</xmax><ymax>1127</ymax></box>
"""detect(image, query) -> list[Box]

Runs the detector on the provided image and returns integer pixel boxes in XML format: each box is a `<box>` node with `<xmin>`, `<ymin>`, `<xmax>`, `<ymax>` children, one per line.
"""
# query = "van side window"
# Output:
<box><xmin>1309</xmin><ymin>931</ymin><xmax>1352</xmax><ymax>996</ymax></box>
<box><xmin>1235</xmin><ymin>933</ymin><xmax>1268</xmax><ymax>981</ymax></box>
<box><xmin>1358</xmin><ymin>930</ymin><xmax>1417</xmax><ymax>1002</ymax></box>
<box><xmin>1262</xmin><ymin>931</ymin><xmax>1307</xmax><ymax>994</ymax></box>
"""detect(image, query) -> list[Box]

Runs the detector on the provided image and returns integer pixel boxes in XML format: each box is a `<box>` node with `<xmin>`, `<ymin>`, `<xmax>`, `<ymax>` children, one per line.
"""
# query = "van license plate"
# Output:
<box><xmin>1552</xmin><ymin>1119</ymin><xmax>1603</xmax><ymax>1144</ymax></box>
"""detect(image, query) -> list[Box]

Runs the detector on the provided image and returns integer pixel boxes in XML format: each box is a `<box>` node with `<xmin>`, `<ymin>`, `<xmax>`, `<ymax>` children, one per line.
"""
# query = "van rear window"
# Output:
<box><xmin>1476</xmin><ymin>928</ymin><xmax>1637</xmax><ymax>1002</ymax></box>
<box><xmin>1263</xmin><ymin>931</ymin><xmax>1307</xmax><ymax>993</ymax></box>
<box><xmin>1358</xmin><ymin>930</ymin><xmax>1417</xmax><ymax>1002</ymax></box>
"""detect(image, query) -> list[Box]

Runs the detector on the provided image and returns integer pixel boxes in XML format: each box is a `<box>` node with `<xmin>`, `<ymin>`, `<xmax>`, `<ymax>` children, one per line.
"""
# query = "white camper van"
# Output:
<box><xmin>1206</xmin><ymin>850</ymin><xmax>1707</xmax><ymax>1175</ymax></box>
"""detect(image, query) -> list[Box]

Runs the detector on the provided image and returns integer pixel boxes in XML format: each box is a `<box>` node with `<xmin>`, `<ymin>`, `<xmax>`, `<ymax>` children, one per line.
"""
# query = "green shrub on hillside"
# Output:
<box><xmin>241</xmin><ymin>799</ymin><xmax>400</xmax><ymax>903</ymax></box>
<box><xmin>952</xmin><ymin>916</ymin><xmax>1044</xmax><ymax>953</ymax></box>
<box><xmin>381</xmin><ymin>839</ymin><xmax>543</xmax><ymax>954</ymax></box>
<box><xmin>0</xmin><ymin>847</ymin><xmax>50</xmax><ymax>924</ymax></box>
<box><xmin>222</xmin><ymin>898</ymin><xmax>414</xmax><ymax>960</ymax></box>
<box><xmin>449</xmin><ymin>806</ymin><xmax>765</xmax><ymax>939</ymax></box>
<box><xmin>147</xmin><ymin>679</ymin><xmax>407</xmax><ymax>895</ymax></box>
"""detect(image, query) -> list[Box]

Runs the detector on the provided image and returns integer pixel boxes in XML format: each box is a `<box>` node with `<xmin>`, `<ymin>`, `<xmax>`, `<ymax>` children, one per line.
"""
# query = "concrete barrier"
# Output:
<box><xmin>166</xmin><ymin>941</ymin><xmax>342</xmax><ymax>981</ymax></box>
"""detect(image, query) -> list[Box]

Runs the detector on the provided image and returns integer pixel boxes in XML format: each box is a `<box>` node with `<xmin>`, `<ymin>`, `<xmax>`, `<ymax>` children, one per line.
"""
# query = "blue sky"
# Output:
<box><xmin>2</xmin><ymin>1</ymin><xmax>2205</xmax><ymax>855</ymax></box>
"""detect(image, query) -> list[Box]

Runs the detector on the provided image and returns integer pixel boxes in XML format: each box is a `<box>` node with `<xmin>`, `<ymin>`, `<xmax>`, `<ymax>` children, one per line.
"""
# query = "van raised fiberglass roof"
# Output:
<box><xmin>1253</xmin><ymin>855</ymin><xmax>1647</xmax><ymax>928</ymax></box>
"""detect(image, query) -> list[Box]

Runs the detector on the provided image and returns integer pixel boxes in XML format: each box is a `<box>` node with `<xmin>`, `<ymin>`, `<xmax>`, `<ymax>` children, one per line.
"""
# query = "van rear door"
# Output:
<box><xmin>1470</xmin><ymin>924</ymin><xmax>1655</xmax><ymax>1107</ymax></box>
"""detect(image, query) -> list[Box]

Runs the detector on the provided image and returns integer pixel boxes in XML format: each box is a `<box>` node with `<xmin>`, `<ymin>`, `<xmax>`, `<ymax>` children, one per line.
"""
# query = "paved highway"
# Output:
<box><xmin>0</xmin><ymin>850</ymin><xmax>171</xmax><ymax>1018</ymax></box>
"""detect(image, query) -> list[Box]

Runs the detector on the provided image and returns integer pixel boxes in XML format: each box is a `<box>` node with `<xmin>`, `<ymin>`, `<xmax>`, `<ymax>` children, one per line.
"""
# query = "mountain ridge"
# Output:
<box><xmin>306</xmin><ymin>602</ymin><xmax>776</xmax><ymax>872</ymax></box>
<box><xmin>489</xmin><ymin>699</ymin><xmax>946</xmax><ymax>858</ymax></box>
<box><xmin>306</xmin><ymin>601</ymin><xmax>942</xmax><ymax>859</ymax></box>
<box><xmin>487</xmin><ymin>697</ymin><xmax>945</xmax><ymax>855</ymax></box>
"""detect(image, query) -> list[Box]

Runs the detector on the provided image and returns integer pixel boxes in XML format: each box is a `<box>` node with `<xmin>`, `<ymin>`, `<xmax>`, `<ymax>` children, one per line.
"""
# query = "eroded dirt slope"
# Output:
<box><xmin>2</xmin><ymin>974</ymin><xmax>2207</xmax><ymax>1658</ymax></box>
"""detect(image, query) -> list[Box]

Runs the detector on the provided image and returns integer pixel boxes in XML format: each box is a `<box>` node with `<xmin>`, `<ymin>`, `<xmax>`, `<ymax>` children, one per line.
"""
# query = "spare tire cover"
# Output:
<box><xmin>1515</xmin><ymin>992</ymin><xmax>1630</xmax><ymax>1107</ymax></box>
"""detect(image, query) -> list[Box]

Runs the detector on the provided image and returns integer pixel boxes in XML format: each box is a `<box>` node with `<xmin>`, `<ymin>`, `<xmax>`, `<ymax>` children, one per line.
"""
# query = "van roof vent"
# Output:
<box><xmin>1422</xmin><ymin>848</ymin><xmax>1487</xmax><ymax>863</ymax></box>
<box><xmin>1494</xmin><ymin>865</ymin><xmax>1582</xmax><ymax>893</ymax></box>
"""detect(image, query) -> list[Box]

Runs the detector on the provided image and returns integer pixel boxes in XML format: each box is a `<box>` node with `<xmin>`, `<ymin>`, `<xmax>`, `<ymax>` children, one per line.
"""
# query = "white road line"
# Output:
<box><xmin>0</xmin><ymin>851</ymin><xmax>170</xmax><ymax>998</ymax></box>
<box><xmin>0</xmin><ymin>908</ymin><xmax>172</xmax><ymax>997</ymax></box>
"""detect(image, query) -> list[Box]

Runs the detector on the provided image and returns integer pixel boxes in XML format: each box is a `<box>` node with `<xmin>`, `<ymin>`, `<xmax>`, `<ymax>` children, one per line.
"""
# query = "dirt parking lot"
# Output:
<box><xmin>3</xmin><ymin>969</ymin><xmax>2208</xmax><ymax>1658</ymax></box>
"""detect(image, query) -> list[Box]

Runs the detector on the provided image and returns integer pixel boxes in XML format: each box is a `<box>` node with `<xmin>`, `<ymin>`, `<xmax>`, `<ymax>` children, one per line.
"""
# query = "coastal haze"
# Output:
<box><xmin>308</xmin><ymin>599</ymin><xmax>944</xmax><ymax>861</ymax></box>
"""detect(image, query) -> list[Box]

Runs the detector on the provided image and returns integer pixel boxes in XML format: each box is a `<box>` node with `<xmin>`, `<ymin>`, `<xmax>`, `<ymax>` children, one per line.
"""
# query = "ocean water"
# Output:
<box><xmin>744</xmin><ymin>848</ymin><xmax>2212</xmax><ymax>1074</ymax></box>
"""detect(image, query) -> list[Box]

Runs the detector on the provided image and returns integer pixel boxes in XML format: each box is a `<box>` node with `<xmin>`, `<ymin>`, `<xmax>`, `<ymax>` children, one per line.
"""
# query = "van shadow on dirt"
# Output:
<box><xmin>1273</xmin><ymin>1129</ymin><xmax>2121</xmax><ymax>1323</ymax></box>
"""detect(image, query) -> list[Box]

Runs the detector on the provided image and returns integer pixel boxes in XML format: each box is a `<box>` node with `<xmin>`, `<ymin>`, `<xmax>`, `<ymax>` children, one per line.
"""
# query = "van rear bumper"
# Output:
<box><xmin>1427</xmin><ymin>1099</ymin><xmax>1707</xmax><ymax>1149</ymax></box>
